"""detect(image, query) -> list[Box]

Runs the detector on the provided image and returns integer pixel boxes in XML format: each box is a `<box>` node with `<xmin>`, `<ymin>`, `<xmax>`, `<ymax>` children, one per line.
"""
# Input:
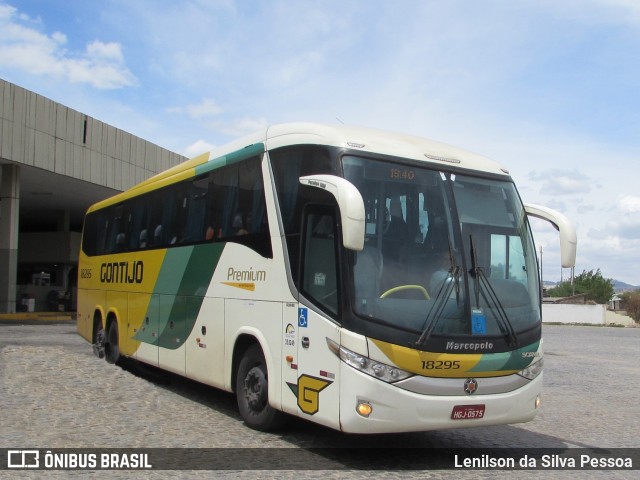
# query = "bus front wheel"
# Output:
<box><xmin>235</xmin><ymin>344</ymin><xmax>285</xmax><ymax>431</ymax></box>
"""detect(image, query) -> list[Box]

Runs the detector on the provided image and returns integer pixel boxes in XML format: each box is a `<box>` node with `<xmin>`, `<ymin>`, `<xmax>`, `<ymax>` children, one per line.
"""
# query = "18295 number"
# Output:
<box><xmin>421</xmin><ymin>360</ymin><xmax>461</xmax><ymax>370</ymax></box>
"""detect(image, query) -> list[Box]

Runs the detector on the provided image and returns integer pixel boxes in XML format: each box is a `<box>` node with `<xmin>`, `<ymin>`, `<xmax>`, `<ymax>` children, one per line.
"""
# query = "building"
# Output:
<box><xmin>0</xmin><ymin>78</ymin><xmax>186</xmax><ymax>312</ymax></box>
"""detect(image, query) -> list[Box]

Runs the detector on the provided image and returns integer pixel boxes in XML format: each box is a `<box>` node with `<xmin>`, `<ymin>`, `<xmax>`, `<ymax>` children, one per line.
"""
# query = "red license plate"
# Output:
<box><xmin>451</xmin><ymin>404</ymin><xmax>485</xmax><ymax>420</ymax></box>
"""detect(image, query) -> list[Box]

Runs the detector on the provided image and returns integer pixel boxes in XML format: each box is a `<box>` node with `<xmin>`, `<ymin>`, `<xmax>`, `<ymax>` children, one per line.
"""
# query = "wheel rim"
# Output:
<box><xmin>92</xmin><ymin>323</ymin><xmax>105</xmax><ymax>359</ymax></box>
<box><xmin>243</xmin><ymin>366</ymin><xmax>267</xmax><ymax>413</ymax></box>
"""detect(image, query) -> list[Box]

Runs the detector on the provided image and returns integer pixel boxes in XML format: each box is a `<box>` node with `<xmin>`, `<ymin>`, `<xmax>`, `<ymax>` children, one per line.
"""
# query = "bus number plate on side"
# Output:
<box><xmin>451</xmin><ymin>404</ymin><xmax>485</xmax><ymax>420</ymax></box>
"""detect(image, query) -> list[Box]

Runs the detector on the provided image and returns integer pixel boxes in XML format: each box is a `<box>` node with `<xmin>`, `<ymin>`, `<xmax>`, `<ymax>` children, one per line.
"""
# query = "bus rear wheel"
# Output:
<box><xmin>104</xmin><ymin>320</ymin><xmax>120</xmax><ymax>365</ymax></box>
<box><xmin>235</xmin><ymin>344</ymin><xmax>285</xmax><ymax>431</ymax></box>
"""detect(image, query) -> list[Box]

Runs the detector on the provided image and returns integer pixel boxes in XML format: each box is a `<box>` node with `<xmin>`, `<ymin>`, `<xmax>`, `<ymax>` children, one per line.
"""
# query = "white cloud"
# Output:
<box><xmin>0</xmin><ymin>6</ymin><xmax>136</xmax><ymax>89</ymax></box>
<box><xmin>64</xmin><ymin>40</ymin><xmax>137</xmax><ymax>89</ymax></box>
<box><xmin>619</xmin><ymin>195</ymin><xmax>640</xmax><ymax>213</ymax></box>
<box><xmin>607</xmin><ymin>195</ymin><xmax>640</xmax><ymax>240</ymax></box>
<box><xmin>86</xmin><ymin>40</ymin><xmax>125</xmax><ymax>62</ymax></box>
<box><xmin>183</xmin><ymin>139</ymin><xmax>215</xmax><ymax>159</ymax></box>
<box><xmin>187</xmin><ymin>98</ymin><xmax>224</xmax><ymax>118</ymax></box>
<box><xmin>0</xmin><ymin>3</ymin><xmax>12</xmax><ymax>17</ymax></box>
<box><xmin>169</xmin><ymin>98</ymin><xmax>224</xmax><ymax>119</ymax></box>
<box><xmin>530</xmin><ymin>0</ymin><xmax>640</xmax><ymax>27</ymax></box>
<box><xmin>528</xmin><ymin>170</ymin><xmax>592</xmax><ymax>196</ymax></box>
<box><xmin>210</xmin><ymin>117</ymin><xmax>270</xmax><ymax>137</ymax></box>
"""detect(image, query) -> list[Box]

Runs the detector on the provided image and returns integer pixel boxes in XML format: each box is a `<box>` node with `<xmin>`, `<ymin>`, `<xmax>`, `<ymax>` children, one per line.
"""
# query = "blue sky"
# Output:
<box><xmin>1</xmin><ymin>0</ymin><xmax>640</xmax><ymax>285</ymax></box>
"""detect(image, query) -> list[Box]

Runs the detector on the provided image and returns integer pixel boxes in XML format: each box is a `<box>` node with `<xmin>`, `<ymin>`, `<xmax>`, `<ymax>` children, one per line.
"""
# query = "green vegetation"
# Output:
<box><xmin>620</xmin><ymin>290</ymin><xmax>640</xmax><ymax>323</ymax></box>
<box><xmin>547</xmin><ymin>269</ymin><xmax>614</xmax><ymax>305</ymax></box>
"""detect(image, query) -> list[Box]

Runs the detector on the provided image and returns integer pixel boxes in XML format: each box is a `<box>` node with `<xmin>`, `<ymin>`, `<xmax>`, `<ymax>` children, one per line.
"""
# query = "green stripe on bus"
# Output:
<box><xmin>194</xmin><ymin>143</ymin><xmax>265</xmax><ymax>176</ymax></box>
<box><xmin>468</xmin><ymin>340</ymin><xmax>540</xmax><ymax>373</ymax></box>
<box><xmin>143</xmin><ymin>243</ymin><xmax>225</xmax><ymax>349</ymax></box>
<box><xmin>155</xmin><ymin>247</ymin><xmax>194</xmax><ymax>295</ymax></box>
<box><xmin>499</xmin><ymin>341</ymin><xmax>540</xmax><ymax>371</ymax></box>
<box><xmin>177</xmin><ymin>243</ymin><xmax>225</xmax><ymax>295</ymax></box>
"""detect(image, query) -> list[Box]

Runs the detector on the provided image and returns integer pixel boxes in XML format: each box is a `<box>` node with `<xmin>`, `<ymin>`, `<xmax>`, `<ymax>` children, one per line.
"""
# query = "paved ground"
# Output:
<box><xmin>0</xmin><ymin>321</ymin><xmax>638</xmax><ymax>479</ymax></box>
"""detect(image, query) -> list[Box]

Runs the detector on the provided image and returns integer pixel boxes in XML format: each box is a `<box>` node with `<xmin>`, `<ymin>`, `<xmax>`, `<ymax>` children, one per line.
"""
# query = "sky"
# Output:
<box><xmin>1</xmin><ymin>0</ymin><xmax>639</xmax><ymax>285</ymax></box>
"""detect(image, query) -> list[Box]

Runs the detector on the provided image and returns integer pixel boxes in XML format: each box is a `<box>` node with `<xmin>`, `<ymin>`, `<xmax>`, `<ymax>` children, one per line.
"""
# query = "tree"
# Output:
<box><xmin>547</xmin><ymin>269</ymin><xmax>614</xmax><ymax>305</ymax></box>
<box><xmin>621</xmin><ymin>291</ymin><xmax>640</xmax><ymax>324</ymax></box>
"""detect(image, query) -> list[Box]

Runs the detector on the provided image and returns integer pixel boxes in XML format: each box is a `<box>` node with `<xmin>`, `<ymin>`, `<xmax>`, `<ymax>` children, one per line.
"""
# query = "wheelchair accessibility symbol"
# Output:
<box><xmin>298</xmin><ymin>308</ymin><xmax>308</xmax><ymax>328</ymax></box>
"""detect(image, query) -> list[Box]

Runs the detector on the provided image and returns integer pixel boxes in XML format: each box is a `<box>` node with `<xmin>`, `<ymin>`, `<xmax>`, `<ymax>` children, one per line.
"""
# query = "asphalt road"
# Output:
<box><xmin>0</xmin><ymin>321</ymin><xmax>638</xmax><ymax>479</ymax></box>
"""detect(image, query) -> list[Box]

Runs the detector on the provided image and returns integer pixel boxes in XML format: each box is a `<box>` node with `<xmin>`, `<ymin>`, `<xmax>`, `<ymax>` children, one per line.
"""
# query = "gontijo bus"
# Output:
<box><xmin>77</xmin><ymin>123</ymin><xmax>577</xmax><ymax>433</ymax></box>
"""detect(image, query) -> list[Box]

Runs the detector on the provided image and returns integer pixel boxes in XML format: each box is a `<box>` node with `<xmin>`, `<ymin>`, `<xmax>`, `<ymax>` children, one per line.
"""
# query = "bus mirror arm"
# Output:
<box><xmin>524</xmin><ymin>203</ymin><xmax>577</xmax><ymax>268</ymax></box>
<box><xmin>299</xmin><ymin>174</ymin><xmax>365</xmax><ymax>251</ymax></box>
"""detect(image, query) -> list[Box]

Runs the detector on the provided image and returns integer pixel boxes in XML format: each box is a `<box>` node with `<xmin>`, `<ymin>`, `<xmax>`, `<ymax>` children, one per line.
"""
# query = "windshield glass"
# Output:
<box><xmin>343</xmin><ymin>156</ymin><xmax>540</xmax><ymax>345</ymax></box>
<box><xmin>453</xmin><ymin>174</ymin><xmax>541</xmax><ymax>336</ymax></box>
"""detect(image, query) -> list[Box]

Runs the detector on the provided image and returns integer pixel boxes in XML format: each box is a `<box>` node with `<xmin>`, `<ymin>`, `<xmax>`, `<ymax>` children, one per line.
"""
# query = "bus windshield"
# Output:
<box><xmin>343</xmin><ymin>156</ymin><xmax>540</xmax><ymax>350</ymax></box>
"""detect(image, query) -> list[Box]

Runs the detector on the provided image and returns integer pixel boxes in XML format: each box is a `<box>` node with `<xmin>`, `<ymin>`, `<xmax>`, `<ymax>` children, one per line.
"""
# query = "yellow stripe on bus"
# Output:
<box><xmin>222</xmin><ymin>282</ymin><xmax>256</xmax><ymax>291</ymax></box>
<box><xmin>370</xmin><ymin>338</ymin><xmax>507</xmax><ymax>378</ymax></box>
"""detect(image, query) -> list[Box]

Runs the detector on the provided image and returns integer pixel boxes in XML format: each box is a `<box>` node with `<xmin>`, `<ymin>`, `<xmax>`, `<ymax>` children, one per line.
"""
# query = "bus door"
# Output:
<box><xmin>287</xmin><ymin>206</ymin><xmax>342</xmax><ymax>429</ymax></box>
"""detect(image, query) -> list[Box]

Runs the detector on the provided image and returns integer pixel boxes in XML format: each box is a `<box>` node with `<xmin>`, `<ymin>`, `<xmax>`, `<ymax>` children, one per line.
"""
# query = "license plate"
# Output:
<box><xmin>451</xmin><ymin>404</ymin><xmax>485</xmax><ymax>420</ymax></box>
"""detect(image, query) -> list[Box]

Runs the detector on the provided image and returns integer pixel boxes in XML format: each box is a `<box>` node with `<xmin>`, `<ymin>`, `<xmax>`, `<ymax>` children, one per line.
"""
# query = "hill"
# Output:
<box><xmin>542</xmin><ymin>279</ymin><xmax>638</xmax><ymax>294</ymax></box>
<box><xmin>612</xmin><ymin>279</ymin><xmax>639</xmax><ymax>293</ymax></box>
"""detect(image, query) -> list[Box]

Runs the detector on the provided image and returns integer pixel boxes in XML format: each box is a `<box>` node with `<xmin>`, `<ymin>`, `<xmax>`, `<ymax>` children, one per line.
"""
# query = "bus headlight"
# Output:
<box><xmin>517</xmin><ymin>357</ymin><xmax>544</xmax><ymax>380</ymax></box>
<box><xmin>327</xmin><ymin>339</ymin><xmax>413</xmax><ymax>383</ymax></box>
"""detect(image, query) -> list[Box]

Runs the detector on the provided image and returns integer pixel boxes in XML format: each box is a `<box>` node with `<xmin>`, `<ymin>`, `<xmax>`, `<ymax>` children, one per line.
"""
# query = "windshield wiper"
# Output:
<box><xmin>415</xmin><ymin>241</ymin><xmax>461</xmax><ymax>346</ymax></box>
<box><xmin>468</xmin><ymin>235</ymin><xmax>519</xmax><ymax>347</ymax></box>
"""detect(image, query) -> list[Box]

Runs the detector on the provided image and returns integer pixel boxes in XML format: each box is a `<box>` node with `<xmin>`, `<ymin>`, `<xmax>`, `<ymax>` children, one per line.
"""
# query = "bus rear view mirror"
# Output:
<box><xmin>300</xmin><ymin>174</ymin><xmax>365</xmax><ymax>251</ymax></box>
<box><xmin>524</xmin><ymin>203</ymin><xmax>577</xmax><ymax>268</ymax></box>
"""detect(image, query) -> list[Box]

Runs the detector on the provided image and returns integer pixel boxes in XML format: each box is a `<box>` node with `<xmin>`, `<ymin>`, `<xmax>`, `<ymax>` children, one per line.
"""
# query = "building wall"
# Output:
<box><xmin>604</xmin><ymin>309</ymin><xmax>636</xmax><ymax>327</ymax></box>
<box><xmin>1</xmin><ymin>79</ymin><xmax>185</xmax><ymax>190</ymax></box>
<box><xmin>0</xmin><ymin>78</ymin><xmax>187</xmax><ymax>312</ymax></box>
<box><xmin>542</xmin><ymin>304</ymin><xmax>606</xmax><ymax>325</ymax></box>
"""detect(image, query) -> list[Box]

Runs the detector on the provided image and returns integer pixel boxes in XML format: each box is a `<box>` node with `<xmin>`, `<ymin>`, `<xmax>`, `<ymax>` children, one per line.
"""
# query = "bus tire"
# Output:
<box><xmin>92</xmin><ymin>315</ymin><xmax>105</xmax><ymax>359</ymax></box>
<box><xmin>235</xmin><ymin>344</ymin><xmax>285</xmax><ymax>431</ymax></box>
<box><xmin>104</xmin><ymin>319</ymin><xmax>120</xmax><ymax>365</ymax></box>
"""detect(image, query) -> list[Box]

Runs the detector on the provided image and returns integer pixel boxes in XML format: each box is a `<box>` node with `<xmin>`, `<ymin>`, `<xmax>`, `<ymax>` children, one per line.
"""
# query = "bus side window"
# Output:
<box><xmin>159</xmin><ymin>185</ymin><xmax>178</xmax><ymax>246</ymax></box>
<box><xmin>184</xmin><ymin>176</ymin><xmax>209</xmax><ymax>242</ymax></box>
<box><xmin>115</xmin><ymin>232</ymin><xmax>127</xmax><ymax>252</ymax></box>
<box><xmin>270</xmin><ymin>146</ymin><xmax>338</xmax><ymax>284</ymax></box>
<box><xmin>128</xmin><ymin>196</ymin><xmax>150</xmax><ymax>250</ymax></box>
<box><xmin>82</xmin><ymin>210</ymin><xmax>109</xmax><ymax>256</ymax></box>
<box><xmin>209</xmin><ymin>156</ymin><xmax>272</xmax><ymax>258</ymax></box>
<box><xmin>106</xmin><ymin>205</ymin><xmax>125</xmax><ymax>253</ymax></box>
<box><xmin>139</xmin><ymin>229</ymin><xmax>148</xmax><ymax>248</ymax></box>
<box><xmin>207</xmin><ymin>169</ymin><xmax>225</xmax><ymax>241</ymax></box>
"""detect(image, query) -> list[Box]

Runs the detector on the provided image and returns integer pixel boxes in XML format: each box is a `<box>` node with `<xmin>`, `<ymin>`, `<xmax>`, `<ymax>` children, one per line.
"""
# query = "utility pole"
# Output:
<box><xmin>539</xmin><ymin>245</ymin><xmax>543</xmax><ymax>299</ymax></box>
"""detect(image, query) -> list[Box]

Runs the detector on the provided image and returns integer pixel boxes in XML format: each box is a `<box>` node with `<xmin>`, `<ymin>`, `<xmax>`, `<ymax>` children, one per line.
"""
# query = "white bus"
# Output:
<box><xmin>77</xmin><ymin>123</ymin><xmax>576</xmax><ymax>433</ymax></box>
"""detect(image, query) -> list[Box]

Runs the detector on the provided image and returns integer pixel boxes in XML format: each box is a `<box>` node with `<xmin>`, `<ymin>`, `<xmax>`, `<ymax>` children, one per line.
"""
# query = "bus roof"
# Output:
<box><xmin>263</xmin><ymin>123</ymin><xmax>509</xmax><ymax>177</ymax></box>
<box><xmin>87</xmin><ymin>122</ymin><xmax>510</xmax><ymax>212</ymax></box>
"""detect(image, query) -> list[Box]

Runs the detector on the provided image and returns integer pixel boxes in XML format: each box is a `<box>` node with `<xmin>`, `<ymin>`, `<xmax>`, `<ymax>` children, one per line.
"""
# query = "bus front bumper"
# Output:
<box><xmin>338</xmin><ymin>364</ymin><xmax>542</xmax><ymax>434</ymax></box>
